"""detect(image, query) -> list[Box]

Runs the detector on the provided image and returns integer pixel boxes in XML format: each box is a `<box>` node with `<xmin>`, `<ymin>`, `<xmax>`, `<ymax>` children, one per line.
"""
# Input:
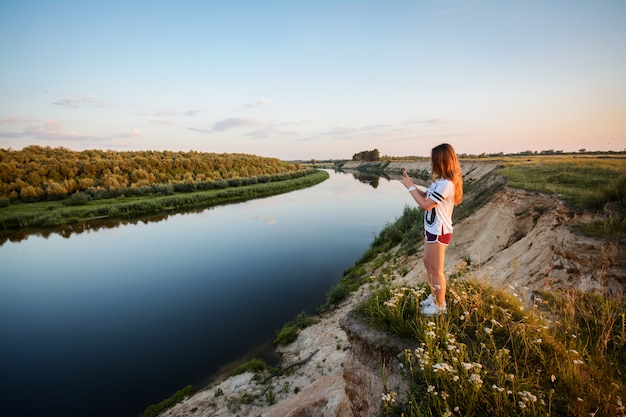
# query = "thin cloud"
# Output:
<box><xmin>154</xmin><ymin>111</ymin><xmax>176</xmax><ymax>118</ymax></box>
<box><xmin>0</xmin><ymin>119</ymin><xmax>139</xmax><ymax>142</ymax></box>
<box><xmin>53</xmin><ymin>96</ymin><xmax>111</xmax><ymax>108</ymax></box>
<box><xmin>0</xmin><ymin>117</ymin><xmax>37</xmax><ymax>125</ymax></box>
<box><xmin>148</xmin><ymin>119</ymin><xmax>173</xmax><ymax>125</ymax></box>
<box><xmin>403</xmin><ymin>117</ymin><xmax>448</xmax><ymax>126</ymax></box>
<box><xmin>322</xmin><ymin>124</ymin><xmax>390</xmax><ymax>138</ymax></box>
<box><xmin>213</xmin><ymin>117</ymin><xmax>264</xmax><ymax>131</ymax></box>
<box><xmin>188</xmin><ymin>127</ymin><xmax>212</xmax><ymax>134</ymax></box>
<box><xmin>188</xmin><ymin>117</ymin><xmax>305</xmax><ymax>138</ymax></box>
<box><xmin>246</xmin><ymin>125</ymin><xmax>297</xmax><ymax>139</ymax></box>
<box><xmin>145</xmin><ymin>110</ymin><xmax>202</xmax><ymax>124</ymax></box>
<box><xmin>117</xmin><ymin>128</ymin><xmax>142</xmax><ymax>138</ymax></box>
<box><xmin>243</xmin><ymin>99</ymin><xmax>271</xmax><ymax>109</ymax></box>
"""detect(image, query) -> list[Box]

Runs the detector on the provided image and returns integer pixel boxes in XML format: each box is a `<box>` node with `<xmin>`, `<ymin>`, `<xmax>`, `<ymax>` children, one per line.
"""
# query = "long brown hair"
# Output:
<box><xmin>431</xmin><ymin>143</ymin><xmax>463</xmax><ymax>205</ymax></box>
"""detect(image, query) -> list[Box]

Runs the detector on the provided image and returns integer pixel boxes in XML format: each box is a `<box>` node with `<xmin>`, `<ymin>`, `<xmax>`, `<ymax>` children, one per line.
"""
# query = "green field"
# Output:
<box><xmin>495</xmin><ymin>155</ymin><xmax>626</xmax><ymax>238</ymax></box>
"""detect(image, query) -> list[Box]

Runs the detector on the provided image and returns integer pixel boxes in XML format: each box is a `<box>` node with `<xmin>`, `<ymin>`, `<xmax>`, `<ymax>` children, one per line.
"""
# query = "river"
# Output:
<box><xmin>0</xmin><ymin>169</ymin><xmax>415</xmax><ymax>417</ymax></box>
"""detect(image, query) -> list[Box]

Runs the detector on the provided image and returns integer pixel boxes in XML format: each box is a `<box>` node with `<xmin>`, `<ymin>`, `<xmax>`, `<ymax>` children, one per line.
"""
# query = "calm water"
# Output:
<box><xmin>0</xmin><ymin>170</ymin><xmax>415</xmax><ymax>417</ymax></box>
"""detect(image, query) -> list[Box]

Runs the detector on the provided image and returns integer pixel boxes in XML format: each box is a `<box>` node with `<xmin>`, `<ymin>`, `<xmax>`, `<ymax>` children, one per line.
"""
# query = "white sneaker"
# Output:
<box><xmin>420</xmin><ymin>294</ymin><xmax>434</xmax><ymax>307</ymax></box>
<box><xmin>421</xmin><ymin>301</ymin><xmax>447</xmax><ymax>316</ymax></box>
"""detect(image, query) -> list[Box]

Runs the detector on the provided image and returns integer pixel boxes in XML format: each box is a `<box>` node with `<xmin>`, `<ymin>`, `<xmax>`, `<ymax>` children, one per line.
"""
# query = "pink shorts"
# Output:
<box><xmin>425</xmin><ymin>230</ymin><xmax>452</xmax><ymax>246</ymax></box>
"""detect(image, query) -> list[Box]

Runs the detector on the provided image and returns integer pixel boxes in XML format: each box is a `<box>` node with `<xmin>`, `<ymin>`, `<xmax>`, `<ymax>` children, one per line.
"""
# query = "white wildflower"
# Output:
<box><xmin>381</xmin><ymin>391</ymin><xmax>397</xmax><ymax>405</ymax></box>
<box><xmin>433</xmin><ymin>362</ymin><xmax>455</xmax><ymax>373</ymax></box>
<box><xmin>483</xmin><ymin>327</ymin><xmax>493</xmax><ymax>335</ymax></box>
<box><xmin>469</xmin><ymin>373</ymin><xmax>483</xmax><ymax>386</ymax></box>
<box><xmin>519</xmin><ymin>391</ymin><xmax>537</xmax><ymax>402</ymax></box>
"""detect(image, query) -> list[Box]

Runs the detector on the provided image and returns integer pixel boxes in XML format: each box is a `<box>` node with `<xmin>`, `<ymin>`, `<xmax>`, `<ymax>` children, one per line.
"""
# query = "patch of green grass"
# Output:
<box><xmin>273</xmin><ymin>312</ymin><xmax>318</xmax><ymax>346</ymax></box>
<box><xmin>232</xmin><ymin>358</ymin><xmax>267</xmax><ymax>376</ymax></box>
<box><xmin>140</xmin><ymin>385</ymin><xmax>195</xmax><ymax>417</ymax></box>
<box><xmin>357</xmin><ymin>265</ymin><xmax>626</xmax><ymax>417</ymax></box>
<box><xmin>496</xmin><ymin>156</ymin><xmax>626</xmax><ymax>239</ymax></box>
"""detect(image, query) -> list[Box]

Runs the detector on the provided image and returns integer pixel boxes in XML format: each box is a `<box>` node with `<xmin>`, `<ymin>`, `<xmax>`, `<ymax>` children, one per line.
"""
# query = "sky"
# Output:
<box><xmin>1</xmin><ymin>0</ymin><xmax>625</xmax><ymax>160</ymax></box>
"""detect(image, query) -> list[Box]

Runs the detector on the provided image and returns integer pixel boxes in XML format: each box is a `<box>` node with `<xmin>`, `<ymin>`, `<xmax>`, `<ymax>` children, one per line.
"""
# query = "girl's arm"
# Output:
<box><xmin>401</xmin><ymin>172</ymin><xmax>437</xmax><ymax>211</ymax></box>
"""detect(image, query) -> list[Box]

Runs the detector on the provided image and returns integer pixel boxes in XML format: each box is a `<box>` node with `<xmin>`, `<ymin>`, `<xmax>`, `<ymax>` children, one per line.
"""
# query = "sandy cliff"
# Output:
<box><xmin>159</xmin><ymin>161</ymin><xmax>624</xmax><ymax>417</ymax></box>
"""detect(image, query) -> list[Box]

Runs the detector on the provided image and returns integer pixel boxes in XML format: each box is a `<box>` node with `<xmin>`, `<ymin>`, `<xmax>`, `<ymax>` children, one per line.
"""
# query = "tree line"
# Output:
<box><xmin>0</xmin><ymin>146</ymin><xmax>303</xmax><ymax>203</ymax></box>
<box><xmin>352</xmin><ymin>148</ymin><xmax>380</xmax><ymax>162</ymax></box>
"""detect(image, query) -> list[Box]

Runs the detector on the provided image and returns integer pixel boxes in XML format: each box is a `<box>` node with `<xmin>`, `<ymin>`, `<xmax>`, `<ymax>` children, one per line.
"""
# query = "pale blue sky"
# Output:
<box><xmin>1</xmin><ymin>0</ymin><xmax>624</xmax><ymax>160</ymax></box>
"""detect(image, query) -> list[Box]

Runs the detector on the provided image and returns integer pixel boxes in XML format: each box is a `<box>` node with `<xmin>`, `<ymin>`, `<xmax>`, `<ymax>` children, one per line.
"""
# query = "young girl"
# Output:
<box><xmin>401</xmin><ymin>143</ymin><xmax>463</xmax><ymax>315</ymax></box>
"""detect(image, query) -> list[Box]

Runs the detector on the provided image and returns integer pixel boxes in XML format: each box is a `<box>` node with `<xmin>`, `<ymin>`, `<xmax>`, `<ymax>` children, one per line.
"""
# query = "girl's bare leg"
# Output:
<box><xmin>423</xmin><ymin>241</ymin><xmax>447</xmax><ymax>306</ymax></box>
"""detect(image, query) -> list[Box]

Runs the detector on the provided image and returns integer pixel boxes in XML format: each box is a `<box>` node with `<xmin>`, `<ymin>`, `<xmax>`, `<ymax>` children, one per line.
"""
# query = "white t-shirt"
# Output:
<box><xmin>424</xmin><ymin>179</ymin><xmax>455</xmax><ymax>235</ymax></box>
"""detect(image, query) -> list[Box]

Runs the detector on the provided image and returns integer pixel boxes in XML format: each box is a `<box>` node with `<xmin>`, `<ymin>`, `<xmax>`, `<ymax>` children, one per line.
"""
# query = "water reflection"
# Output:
<box><xmin>348</xmin><ymin>171</ymin><xmax>389</xmax><ymax>188</ymax></box>
<box><xmin>0</xmin><ymin>169</ymin><xmax>415</xmax><ymax>417</ymax></box>
<box><xmin>0</xmin><ymin>208</ymin><xmax>208</xmax><ymax>245</ymax></box>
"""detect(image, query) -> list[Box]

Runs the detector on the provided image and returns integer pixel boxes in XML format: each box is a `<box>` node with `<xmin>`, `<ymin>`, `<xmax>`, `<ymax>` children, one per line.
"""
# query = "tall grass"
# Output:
<box><xmin>357</xmin><ymin>263</ymin><xmax>625</xmax><ymax>417</ymax></box>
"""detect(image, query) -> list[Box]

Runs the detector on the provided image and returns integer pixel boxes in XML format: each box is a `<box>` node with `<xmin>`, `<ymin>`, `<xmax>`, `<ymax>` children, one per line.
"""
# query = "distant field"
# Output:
<box><xmin>495</xmin><ymin>155</ymin><xmax>625</xmax><ymax>238</ymax></box>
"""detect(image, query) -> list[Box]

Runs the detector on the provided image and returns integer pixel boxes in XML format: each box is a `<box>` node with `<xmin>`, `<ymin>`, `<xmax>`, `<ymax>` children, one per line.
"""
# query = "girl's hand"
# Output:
<box><xmin>401</xmin><ymin>171</ymin><xmax>413</xmax><ymax>189</ymax></box>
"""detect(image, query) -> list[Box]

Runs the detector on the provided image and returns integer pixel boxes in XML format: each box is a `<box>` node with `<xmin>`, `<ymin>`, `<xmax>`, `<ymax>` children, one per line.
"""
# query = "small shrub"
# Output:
<box><xmin>140</xmin><ymin>385</ymin><xmax>194</xmax><ymax>417</ymax></box>
<box><xmin>63</xmin><ymin>191</ymin><xmax>92</xmax><ymax>206</ymax></box>
<box><xmin>232</xmin><ymin>358</ymin><xmax>267</xmax><ymax>376</ymax></box>
<box><xmin>274</xmin><ymin>312</ymin><xmax>317</xmax><ymax>346</ymax></box>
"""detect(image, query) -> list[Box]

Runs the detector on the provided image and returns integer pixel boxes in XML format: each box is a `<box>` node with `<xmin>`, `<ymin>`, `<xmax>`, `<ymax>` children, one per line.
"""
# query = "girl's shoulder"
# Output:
<box><xmin>433</xmin><ymin>178</ymin><xmax>453</xmax><ymax>187</ymax></box>
<box><xmin>430</xmin><ymin>178</ymin><xmax>454</xmax><ymax>194</ymax></box>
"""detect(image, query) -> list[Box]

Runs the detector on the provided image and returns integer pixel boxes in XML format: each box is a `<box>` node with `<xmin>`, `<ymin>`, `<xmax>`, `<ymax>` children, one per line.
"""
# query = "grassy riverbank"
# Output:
<box><xmin>0</xmin><ymin>169</ymin><xmax>328</xmax><ymax>232</ymax></box>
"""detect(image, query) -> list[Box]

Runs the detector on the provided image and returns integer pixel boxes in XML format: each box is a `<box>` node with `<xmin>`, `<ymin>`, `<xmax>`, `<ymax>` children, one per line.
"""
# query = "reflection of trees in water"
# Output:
<box><xmin>352</xmin><ymin>172</ymin><xmax>380</xmax><ymax>188</ymax></box>
<box><xmin>350</xmin><ymin>171</ymin><xmax>391</xmax><ymax>189</ymax></box>
<box><xmin>0</xmin><ymin>206</ymin><xmax>214</xmax><ymax>246</ymax></box>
